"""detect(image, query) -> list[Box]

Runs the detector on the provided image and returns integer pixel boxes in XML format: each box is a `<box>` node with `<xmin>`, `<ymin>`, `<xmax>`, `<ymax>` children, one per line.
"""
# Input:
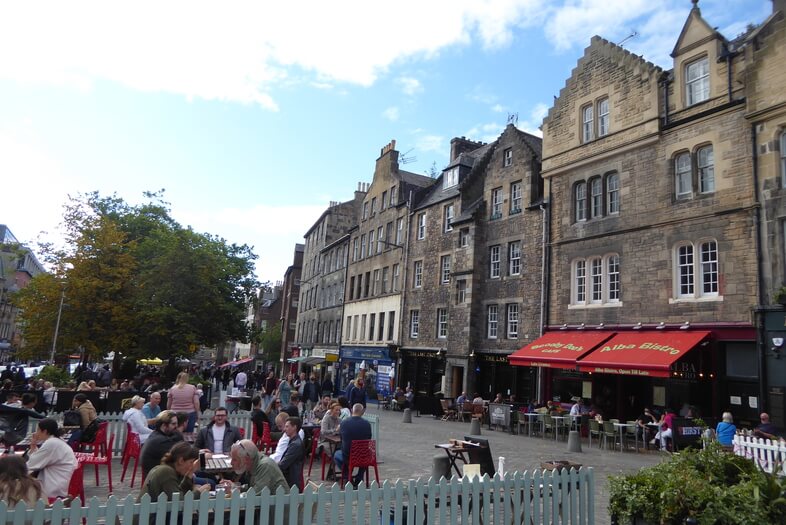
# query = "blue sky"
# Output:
<box><xmin>0</xmin><ymin>0</ymin><xmax>768</xmax><ymax>283</ymax></box>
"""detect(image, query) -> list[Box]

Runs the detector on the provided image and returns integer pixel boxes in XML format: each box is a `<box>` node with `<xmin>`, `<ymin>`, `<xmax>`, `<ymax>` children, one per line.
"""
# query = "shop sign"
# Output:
<box><xmin>406</xmin><ymin>351</ymin><xmax>439</xmax><ymax>358</ymax></box>
<box><xmin>479</xmin><ymin>354</ymin><xmax>510</xmax><ymax>363</ymax></box>
<box><xmin>340</xmin><ymin>346</ymin><xmax>391</xmax><ymax>361</ymax></box>
<box><xmin>589</xmin><ymin>367</ymin><xmax>654</xmax><ymax>376</ymax></box>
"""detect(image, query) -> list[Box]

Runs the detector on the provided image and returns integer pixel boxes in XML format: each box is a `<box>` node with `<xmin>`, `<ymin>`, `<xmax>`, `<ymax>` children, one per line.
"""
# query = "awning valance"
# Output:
<box><xmin>576</xmin><ymin>331</ymin><xmax>711</xmax><ymax>377</ymax></box>
<box><xmin>220</xmin><ymin>357</ymin><xmax>254</xmax><ymax>368</ymax></box>
<box><xmin>508</xmin><ymin>331</ymin><xmax>615</xmax><ymax>369</ymax></box>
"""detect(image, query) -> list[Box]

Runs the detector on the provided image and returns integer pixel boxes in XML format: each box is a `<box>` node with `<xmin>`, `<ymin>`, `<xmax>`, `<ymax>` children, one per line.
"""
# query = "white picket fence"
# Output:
<box><xmin>732</xmin><ymin>434</ymin><xmax>786</xmax><ymax>476</ymax></box>
<box><xmin>0</xmin><ymin>469</ymin><xmax>596</xmax><ymax>525</ymax></box>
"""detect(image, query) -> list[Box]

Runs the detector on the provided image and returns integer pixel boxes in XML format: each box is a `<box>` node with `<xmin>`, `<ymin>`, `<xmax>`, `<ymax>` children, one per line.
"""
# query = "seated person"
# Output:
<box><xmin>228</xmin><ymin>439</ymin><xmax>288</xmax><ymax>493</ymax></box>
<box><xmin>652</xmin><ymin>408</ymin><xmax>675</xmax><ymax>451</ymax></box>
<box><xmin>138</xmin><ymin>442</ymin><xmax>209</xmax><ymax>502</ymax></box>
<box><xmin>455</xmin><ymin>392</ymin><xmax>467</xmax><ymax>412</ymax></box>
<box><xmin>25</xmin><ymin>418</ymin><xmax>78</xmax><ymax>502</ymax></box>
<box><xmin>319</xmin><ymin>402</ymin><xmax>341</xmax><ymax>455</ymax></box>
<box><xmin>636</xmin><ymin>407</ymin><xmax>658</xmax><ymax>442</ymax></box>
<box><xmin>0</xmin><ymin>455</ymin><xmax>43</xmax><ymax>507</ymax></box>
<box><xmin>0</xmin><ymin>393</ymin><xmax>45</xmax><ymax>446</ymax></box>
<box><xmin>471</xmin><ymin>393</ymin><xmax>484</xmax><ymax>405</ymax></box>
<box><xmin>194</xmin><ymin>406</ymin><xmax>242</xmax><ymax>456</ymax></box>
<box><xmin>277</xmin><ymin>417</ymin><xmax>304</xmax><ymax>491</ymax></box>
<box><xmin>492</xmin><ymin>393</ymin><xmax>504</xmax><ymax>404</ymax></box>
<box><xmin>313</xmin><ymin>395</ymin><xmax>332</xmax><ymax>420</ymax></box>
<box><xmin>281</xmin><ymin>393</ymin><xmax>301</xmax><ymax>418</ymax></box>
<box><xmin>754</xmin><ymin>412</ymin><xmax>779</xmax><ymax>440</ymax></box>
<box><xmin>270</xmin><ymin>412</ymin><xmax>305</xmax><ymax>463</ymax></box>
<box><xmin>2</xmin><ymin>392</ymin><xmax>22</xmax><ymax>407</ymax></box>
<box><xmin>715</xmin><ymin>412</ymin><xmax>736</xmax><ymax>446</ymax></box>
<box><xmin>140</xmin><ymin>411</ymin><xmax>184</xmax><ymax>479</ymax></box>
<box><xmin>334</xmin><ymin>403</ymin><xmax>372</xmax><ymax>487</ymax></box>
<box><xmin>337</xmin><ymin>396</ymin><xmax>351</xmax><ymax>421</ymax></box>
<box><xmin>67</xmin><ymin>393</ymin><xmax>97</xmax><ymax>446</ymax></box>
<box><xmin>142</xmin><ymin>392</ymin><xmax>162</xmax><ymax>427</ymax></box>
<box><xmin>122</xmin><ymin>395</ymin><xmax>154</xmax><ymax>444</ymax></box>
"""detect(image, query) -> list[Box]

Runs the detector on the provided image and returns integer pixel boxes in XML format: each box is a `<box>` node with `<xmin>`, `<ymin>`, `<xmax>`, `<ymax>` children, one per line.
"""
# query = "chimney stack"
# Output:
<box><xmin>450</xmin><ymin>136</ymin><xmax>485</xmax><ymax>161</ymax></box>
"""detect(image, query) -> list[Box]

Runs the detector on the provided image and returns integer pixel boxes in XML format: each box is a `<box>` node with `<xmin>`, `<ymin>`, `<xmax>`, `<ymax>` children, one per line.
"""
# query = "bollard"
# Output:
<box><xmin>470</xmin><ymin>417</ymin><xmax>481</xmax><ymax>436</ymax></box>
<box><xmin>402</xmin><ymin>408</ymin><xmax>412</xmax><ymax>423</ymax></box>
<box><xmin>432</xmin><ymin>454</ymin><xmax>451</xmax><ymax>481</ymax></box>
<box><xmin>567</xmin><ymin>430</ymin><xmax>582</xmax><ymax>453</ymax></box>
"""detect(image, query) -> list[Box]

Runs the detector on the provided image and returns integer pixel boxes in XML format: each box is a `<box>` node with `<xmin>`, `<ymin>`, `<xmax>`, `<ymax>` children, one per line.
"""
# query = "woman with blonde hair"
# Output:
<box><xmin>715</xmin><ymin>411</ymin><xmax>737</xmax><ymax>446</ymax></box>
<box><xmin>167</xmin><ymin>372</ymin><xmax>200</xmax><ymax>434</ymax></box>
<box><xmin>0</xmin><ymin>455</ymin><xmax>43</xmax><ymax>507</ymax></box>
<box><xmin>122</xmin><ymin>395</ymin><xmax>154</xmax><ymax>443</ymax></box>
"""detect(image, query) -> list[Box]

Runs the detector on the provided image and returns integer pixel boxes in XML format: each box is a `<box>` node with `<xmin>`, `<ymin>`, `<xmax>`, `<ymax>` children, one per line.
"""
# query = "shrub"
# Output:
<box><xmin>609</xmin><ymin>442</ymin><xmax>786</xmax><ymax>524</ymax></box>
<box><xmin>35</xmin><ymin>364</ymin><xmax>72</xmax><ymax>387</ymax></box>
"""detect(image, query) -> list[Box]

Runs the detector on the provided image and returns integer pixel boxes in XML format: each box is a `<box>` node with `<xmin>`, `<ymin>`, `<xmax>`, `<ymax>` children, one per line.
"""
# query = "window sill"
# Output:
<box><xmin>669</xmin><ymin>295</ymin><xmax>723</xmax><ymax>304</ymax></box>
<box><xmin>489</xmin><ymin>213</ymin><xmax>503</xmax><ymax>221</ymax></box>
<box><xmin>568</xmin><ymin>302</ymin><xmax>623</xmax><ymax>309</ymax></box>
<box><xmin>509</xmin><ymin>208</ymin><xmax>522</xmax><ymax>215</ymax></box>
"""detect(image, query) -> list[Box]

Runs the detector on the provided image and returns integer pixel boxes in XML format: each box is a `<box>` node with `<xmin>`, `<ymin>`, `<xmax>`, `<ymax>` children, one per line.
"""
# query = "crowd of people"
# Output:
<box><xmin>0</xmin><ymin>364</ymin><xmax>376</xmax><ymax>510</ymax></box>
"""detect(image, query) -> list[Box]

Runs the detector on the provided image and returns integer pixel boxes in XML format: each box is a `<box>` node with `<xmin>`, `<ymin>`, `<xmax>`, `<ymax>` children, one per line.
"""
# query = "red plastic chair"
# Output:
<box><xmin>75</xmin><ymin>432</ymin><xmax>114</xmax><ymax>493</ymax></box>
<box><xmin>258</xmin><ymin>422</ymin><xmax>278</xmax><ymax>454</ymax></box>
<box><xmin>307</xmin><ymin>428</ymin><xmax>325</xmax><ymax>477</ymax></box>
<box><xmin>67</xmin><ymin>462</ymin><xmax>85</xmax><ymax>505</ymax></box>
<box><xmin>340</xmin><ymin>439</ymin><xmax>380</xmax><ymax>489</ymax></box>
<box><xmin>120</xmin><ymin>423</ymin><xmax>141</xmax><ymax>487</ymax></box>
<box><xmin>76</xmin><ymin>421</ymin><xmax>109</xmax><ymax>456</ymax></box>
<box><xmin>238</xmin><ymin>427</ymin><xmax>245</xmax><ymax>439</ymax></box>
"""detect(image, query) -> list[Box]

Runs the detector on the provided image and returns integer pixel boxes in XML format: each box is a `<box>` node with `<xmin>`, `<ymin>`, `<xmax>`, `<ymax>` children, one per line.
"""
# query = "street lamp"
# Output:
<box><xmin>50</xmin><ymin>287</ymin><xmax>65</xmax><ymax>364</ymax></box>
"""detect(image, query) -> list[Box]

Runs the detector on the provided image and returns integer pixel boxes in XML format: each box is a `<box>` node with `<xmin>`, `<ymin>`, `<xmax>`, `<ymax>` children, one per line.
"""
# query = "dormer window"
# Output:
<box><xmin>685</xmin><ymin>57</ymin><xmax>709</xmax><ymax>106</ymax></box>
<box><xmin>444</xmin><ymin>167</ymin><xmax>458</xmax><ymax>189</ymax></box>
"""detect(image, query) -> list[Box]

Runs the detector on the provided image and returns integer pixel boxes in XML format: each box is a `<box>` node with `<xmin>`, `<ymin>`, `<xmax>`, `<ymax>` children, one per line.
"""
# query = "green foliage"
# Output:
<box><xmin>260</xmin><ymin>323</ymin><xmax>282</xmax><ymax>363</ymax></box>
<box><xmin>35</xmin><ymin>365</ymin><xmax>72</xmax><ymax>387</ymax></box>
<box><xmin>775</xmin><ymin>286</ymin><xmax>786</xmax><ymax>304</ymax></box>
<box><xmin>609</xmin><ymin>443</ymin><xmax>786</xmax><ymax>524</ymax></box>
<box><xmin>13</xmin><ymin>191</ymin><xmax>259</xmax><ymax>362</ymax></box>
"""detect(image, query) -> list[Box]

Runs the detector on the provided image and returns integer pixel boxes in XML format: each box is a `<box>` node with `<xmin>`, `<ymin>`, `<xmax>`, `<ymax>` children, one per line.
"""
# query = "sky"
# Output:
<box><xmin>0</xmin><ymin>0</ymin><xmax>769</xmax><ymax>284</ymax></box>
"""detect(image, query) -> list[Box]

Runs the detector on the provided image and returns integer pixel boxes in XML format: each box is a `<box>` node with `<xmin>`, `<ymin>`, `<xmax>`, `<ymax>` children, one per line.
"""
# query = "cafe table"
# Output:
<box><xmin>522</xmin><ymin>413</ymin><xmax>543</xmax><ymax>437</ymax></box>
<box><xmin>321</xmin><ymin>434</ymin><xmax>341</xmax><ymax>480</ymax></box>
<box><xmin>613</xmin><ymin>422</ymin><xmax>637</xmax><ymax>451</ymax></box>
<box><xmin>204</xmin><ymin>455</ymin><xmax>234</xmax><ymax>474</ymax></box>
<box><xmin>550</xmin><ymin>415</ymin><xmax>570</xmax><ymax>441</ymax></box>
<box><xmin>435</xmin><ymin>441</ymin><xmax>479</xmax><ymax>478</ymax></box>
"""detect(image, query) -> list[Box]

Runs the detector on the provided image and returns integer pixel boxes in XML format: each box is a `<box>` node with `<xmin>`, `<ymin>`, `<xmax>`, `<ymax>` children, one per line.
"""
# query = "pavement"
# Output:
<box><xmin>85</xmin><ymin>403</ymin><xmax>668</xmax><ymax>525</ymax></box>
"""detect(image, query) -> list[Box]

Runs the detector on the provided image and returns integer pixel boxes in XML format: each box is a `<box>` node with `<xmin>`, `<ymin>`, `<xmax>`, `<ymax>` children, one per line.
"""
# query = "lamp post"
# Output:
<box><xmin>50</xmin><ymin>287</ymin><xmax>65</xmax><ymax>364</ymax></box>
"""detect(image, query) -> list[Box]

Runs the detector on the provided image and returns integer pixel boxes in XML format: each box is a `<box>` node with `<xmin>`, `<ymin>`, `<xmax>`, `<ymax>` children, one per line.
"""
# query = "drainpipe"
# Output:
<box><xmin>752</xmin><ymin>122</ymin><xmax>768</xmax><ymax>411</ymax></box>
<box><xmin>660</xmin><ymin>72</ymin><xmax>671</xmax><ymax>127</ymax></box>
<box><xmin>395</xmin><ymin>190</ymin><xmax>414</xmax><ymax>390</ymax></box>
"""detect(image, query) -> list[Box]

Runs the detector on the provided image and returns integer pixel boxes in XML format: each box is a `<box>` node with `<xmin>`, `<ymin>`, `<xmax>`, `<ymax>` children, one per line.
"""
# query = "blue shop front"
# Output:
<box><xmin>338</xmin><ymin>346</ymin><xmax>395</xmax><ymax>397</ymax></box>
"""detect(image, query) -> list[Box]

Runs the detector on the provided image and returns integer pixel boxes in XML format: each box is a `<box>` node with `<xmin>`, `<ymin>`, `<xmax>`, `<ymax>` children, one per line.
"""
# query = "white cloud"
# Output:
<box><xmin>465</xmin><ymin>122</ymin><xmax>505</xmax><ymax>143</ymax></box>
<box><xmin>397</xmin><ymin>76</ymin><xmax>423</xmax><ymax>96</ymax></box>
<box><xmin>0</xmin><ymin>1</ymin><xmax>550</xmax><ymax>109</ymax></box>
<box><xmin>382</xmin><ymin>106</ymin><xmax>400</xmax><ymax>122</ymax></box>
<box><xmin>491</xmin><ymin>103</ymin><xmax>507</xmax><ymax>113</ymax></box>
<box><xmin>518</xmin><ymin>102</ymin><xmax>548</xmax><ymax>137</ymax></box>
<box><xmin>416</xmin><ymin>134</ymin><xmax>445</xmax><ymax>154</ymax></box>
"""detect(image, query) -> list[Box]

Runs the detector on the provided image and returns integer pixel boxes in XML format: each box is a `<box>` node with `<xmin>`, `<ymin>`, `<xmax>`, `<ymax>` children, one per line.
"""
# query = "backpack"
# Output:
<box><xmin>80</xmin><ymin>418</ymin><xmax>104</xmax><ymax>443</ymax></box>
<box><xmin>62</xmin><ymin>410</ymin><xmax>82</xmax><ymax>427</ymax></box>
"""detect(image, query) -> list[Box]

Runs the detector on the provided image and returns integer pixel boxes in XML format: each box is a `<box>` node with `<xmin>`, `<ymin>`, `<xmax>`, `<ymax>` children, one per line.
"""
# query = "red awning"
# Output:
<box><xmin>508</xmin><ymin>331</ymin><xmax>615</xmax><ymax>369</ymax></box>
<box><xmin>576</xmin><ymin>331</ymin><xmax>711</xmax><ymax>377</ymax></box>
<box><xmin>220</xmin><ymin>357</ymin><xmax>254</xmax><ymax>368</ymax></box>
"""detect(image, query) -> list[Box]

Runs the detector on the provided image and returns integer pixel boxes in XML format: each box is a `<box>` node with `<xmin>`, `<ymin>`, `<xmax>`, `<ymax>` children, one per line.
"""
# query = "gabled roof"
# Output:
<box><xmin>413</xmin><ymin>142</ymin><xmax>492</xmax><ymax>211</ymax></box>
<box><xmin>671</xmin><ymin>1</ymin><xmax>726</xmax><ymax>58</ymax></box>
<box><xmin>398</xmin><ymin>169</ymin><xmax>435</xmax><ymax>187</ymax></box>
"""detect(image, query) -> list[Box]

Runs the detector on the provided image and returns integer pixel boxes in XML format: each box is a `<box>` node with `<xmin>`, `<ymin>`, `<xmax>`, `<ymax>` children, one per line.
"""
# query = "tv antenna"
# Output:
<box><xmin>507</xmin><ymin>113</ymin><xmax>518</xmax><ymax>126</ymax></box>
<box><xmin>400</xmin><ymin>148</ymin><xmax>417</xmax><ymax>164</ymax></box>
<box><xmin>618</xmin><ymin>31</ymin><xmax>638</xmax><ymax>48</ymax></box>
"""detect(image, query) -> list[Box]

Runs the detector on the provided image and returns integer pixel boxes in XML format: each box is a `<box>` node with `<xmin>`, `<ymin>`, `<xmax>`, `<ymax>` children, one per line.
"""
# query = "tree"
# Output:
<box><xmin>259</xmin><ymin>323</ymin><xmax>282</xmax><ymax>364</ymax></box>
<box><xmin>13</xmin><ymin>191</ymin><xmax>259</xmax><ymax>362</ymax></box>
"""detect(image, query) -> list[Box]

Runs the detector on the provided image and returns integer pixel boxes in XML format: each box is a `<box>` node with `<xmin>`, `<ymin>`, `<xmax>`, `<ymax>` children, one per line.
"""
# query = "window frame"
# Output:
<box><xmin>582</xmin><ymin>104</ymin><xmax>594</xmax><ymax>143</ymax></box>
<box><xmin>506</xmin><ymin>303</ymin><xmax>519</xmax><ymax>339</ymax></box>
<box><xmin>490</xmin><ymin>245</ymin><xmax>501</xmax><ymax>279</ymax></box>
<box><xmin>410</xmin><ymin>310</ymin><xmax>420</xmax><ymax>338</ymax></box>
<box><xmin>574</xmin><ymin>181</ymin><xmax>587</xmax><ymax>222</ymax></box>
<box><xmin>503</xmin><ymin>148</ymin><xmax>513</xmax><ymax>167</ymax></box>
<box><xmin>510</xmin><ymin>181</ymin><xmax>522</xmax><ymax>214</ymax></box>
<box><xmin>606</xmin><ymin>172</ymin><xmax>620</xmax><ymax>215</ymax></box>
<box><xmin>444</xmin><ymin>204</ymin><xmax>454</xmax><ymax>232</ymax></box>
<box><xmin>697</xmin><ymin>145</ymin><xmax>715</xmax><ymax>194</ymax></box>
<box><xmin>413</xmin><ymin>260</ymin><xmax>423</xmax><ymax>288</ymax></box>
<box><xmin>437</xmin><ymin>308</ymin><xmax>448</xmax><ymax>339</ymax></box>
<box><xmin>589</xmin><ymin>176</ymin><xmax>603</xmax><ymax>219</ymax></box>
<box><xmin>440</xmin><ymin>255</ymin><xmax>451</xmax><ymax>284</ymax></box>
<box><xmin>456</xmin><ymin>279</ymin><xmax>467</xmax><ymax>304</ymax></box>
<box><xmin>444</xmin><ymin>167</ymin><xmax>458</xmax><ymax>189</ymax></box>
<box><xmin>597</xmin><ymin>97</ymin><xmax>609</xmax><ymax>137</ymax></box>
<box><xmin>487</xmin><ymin>305</ymin><xmax>498</xmax><ymax>339</ymax></box>
<box><xmin>675</xmin><ymin>152</ymin><xmax>692</xmax><ymax>199</ymax></box>
<box><xmin>459</xmin><ymin>228</ymin><xmax>469</xmax><ymax>248</ymax></box>
<box><xmin>571</xmin><ymin>254</ymin><xmax>622</xmax><ymax>306</ymax></box>
<box><xmin>508</xmin><ymin>241</ymin><xmax>521</xmax><ymax>276</ymax></box>
<box><xmin>491</xmin><ymin>187</ymin><xmax>503</xmax><ymax>219</ymax></box>
<box><xmin>417</xmin><ymin>212</ymin><xmax>427</xmax><ymax>240</ymax></box>
<box><xmin>685</xmin><ymin>56</ymin><xmax>710</xmax><ymax>106</ymax></box>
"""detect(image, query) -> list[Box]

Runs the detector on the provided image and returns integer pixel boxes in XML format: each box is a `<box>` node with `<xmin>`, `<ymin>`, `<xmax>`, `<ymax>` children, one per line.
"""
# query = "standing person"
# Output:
<box><xmin>348</xmin><ymin>379</ymin><xmax>367</xmax><ymax>408</ymax></box>
<box><xmin>250</xmin><ymin>396</ymin><xmax>268</xmax><ymax>438</ymax></box>
<box><xmin>140</xmin><ymin>411</ymin><xmax>184</xmax><ymax>479</ymax></box>
<box><xmin>221</xmin><ymin>369</ymin><xmax>231</xmax><ymax>391</ymax></box>
<box><xmin>715</xmin><ymin>412</ymin><xmax>737</xmax><ymax>446</ymax></box>
<box><xmin>25</xmin><ymin>419</ymin><xmax>78</xmax><ymax>502</ymax></box>
<box><xmin>0</xmin><ymin>455</ymin><xmax>43</xmax><ymax>507</ymax></box>
<box><xmin>212</xmin><ymin>368</ymin><xmax>222</xmax><ymax>392</ymax></box>
<box><xmin>264</xmin><ymin>371</ymin><xmax>279</xmax><ymax>409</ymax></box>
<box><xmin>569</xmin><ymin>398</ymin><xmax>584</xmax><ymax>417</ymax></box>
<box><xmin>142</xmin><ymin>391</ymin><xmax>162</xmax><ymax>426</ymax></box>
<box><xmin>167</xmin><ymin>372</ymin><xmax>200</xmax><ymax>435</ymax></box>
<box><xmin>123</xmin><ymin>395</ymin><xmax>154</xmax><ymax>443</ymax></box>
<box><xmin>278</xmin><ymin>374</ymin><xmax>292</xmax><ymax>406</ymax></box>
<box><xmin>302</xmin><ymin>375</ymin><xmax>319</xmax><ymax>413</ymax></box>
<box><xmin>334</xmin><ymin>403</ymin><xmax>372</xmax><ymax>487</ymax></box>
<box><xmin>321</xmin><ymin>374</ymin><xmax>334</xmax><ymax>397</ymax></box>
<box><xmin>277</xmin><ymin>417</ymin><xmax>304</xmax><ymax>491</ymax></box>
<box><xmin>234</xmin><ymin>369</ymin><xmax>247</xmax><ymax>391</ymax></box>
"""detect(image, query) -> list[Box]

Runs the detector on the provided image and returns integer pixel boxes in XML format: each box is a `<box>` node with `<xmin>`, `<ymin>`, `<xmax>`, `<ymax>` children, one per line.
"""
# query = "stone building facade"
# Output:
<box><xmin>400</xmin><ymin>125</ymin><xmax>543</xmax><ymax>403</ymax></box>
<box><xmin>278</xmin><ymin>244</ymin><xmax>303</xmax><ymax>375</ymax></box>
<box><xmin>294</xmin><ymin>190</ymin><xmax>365</xmax><ymax>381</ymax></box>
<box><xmin>537</xmin><ymin>2</ymin><xmax>761</xmax><ymax>422</ymax></box>
<box><xmin>339</xmin><ymin>141</ymin><xmax>435</xmax><ymax>395</ymax></box>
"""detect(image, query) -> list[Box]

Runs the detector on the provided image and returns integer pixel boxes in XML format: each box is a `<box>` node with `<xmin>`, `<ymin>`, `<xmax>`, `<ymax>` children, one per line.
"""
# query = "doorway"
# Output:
<box><xmin>451</xmin><ymin>366</ymin><xmax>464</xmax><ymax>399</ymax></box>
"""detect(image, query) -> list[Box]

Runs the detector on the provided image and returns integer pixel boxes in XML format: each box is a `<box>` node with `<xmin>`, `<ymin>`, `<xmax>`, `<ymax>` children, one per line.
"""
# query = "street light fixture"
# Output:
<box><xmin>50</xmin><ymin>286</ymin><xmax>65</xmax><ymax>364</ymax></box>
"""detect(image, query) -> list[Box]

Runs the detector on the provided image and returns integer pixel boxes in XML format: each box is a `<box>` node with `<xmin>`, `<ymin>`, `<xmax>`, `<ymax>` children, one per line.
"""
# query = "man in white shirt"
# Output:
<box><xmin>234</xmin><ymin>370</ymin><xmax>247</xmax><ymax>391</ymax></box>
<box><xmin>569</xmin><ymin>398</ymin><xmax>584</xmax><ymax>417</ymax></box>
<box><xmin>270</xmin><ymin>412</ymin><xmax>305</xmax><ymax>464</ymax></box>
<box><xmin>26</xmin><ymin>418</ymin><xmax>77</xmax><ymax>501</ymax></box>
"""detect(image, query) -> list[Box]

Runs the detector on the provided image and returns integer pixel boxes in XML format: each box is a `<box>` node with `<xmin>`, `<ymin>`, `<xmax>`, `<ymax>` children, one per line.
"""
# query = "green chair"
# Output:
<box><xmin>589</xmin><ymin>418</ymin><xmax>602</xmax><ymax>448</ymax></box>
<box><xmin>602</xmin><ymin>420</ymin><xmax>620</xmax><ymax>450</ymax></box>
<box><xmin>543</xmin><ymin>415</ymin><xmax>556</xmax><ymax>440</ymax></box>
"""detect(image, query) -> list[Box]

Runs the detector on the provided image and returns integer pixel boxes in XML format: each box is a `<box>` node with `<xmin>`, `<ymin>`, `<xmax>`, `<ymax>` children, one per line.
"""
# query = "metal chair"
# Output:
<box><xmin>625</xmin><ymin>421</ymin><xmax>640</xmax><ymax>452</ymax></box>
<box><xmin>440</xmin><ymin>399</ymin><xmax>456</xmax><ymax>421</ymax></box>
<box><xmin>602</xmin><ymin>420</ymin><xmax>620</xmax><ymax>450</ymax></box>
<box><xmin>588</xmin><ymin>419</ymin><xmax>602</xmax><ymax>448</ymax></box>
<box><xmin>543</xmin><ymin>415</ymin><xmax>556</xmax><ymax>440</ymax></box>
